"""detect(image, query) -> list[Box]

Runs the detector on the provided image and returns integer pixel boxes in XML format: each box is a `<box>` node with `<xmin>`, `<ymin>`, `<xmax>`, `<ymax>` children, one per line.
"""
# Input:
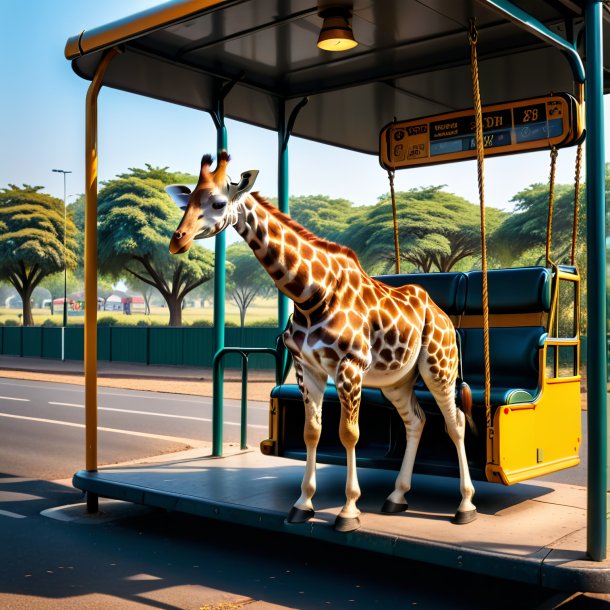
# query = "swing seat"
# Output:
<box><xmin>263</xmin><ymin>266</ymin><xmax>581</xmax><ymax>485</ymax></box>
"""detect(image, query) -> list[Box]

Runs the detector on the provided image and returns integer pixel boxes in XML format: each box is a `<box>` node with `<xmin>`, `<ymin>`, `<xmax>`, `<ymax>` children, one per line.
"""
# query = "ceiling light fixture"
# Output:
<box><xmin>317</xmin><ymin>6</ymin><xmax>358</xmax><ymax>52</ymax></box>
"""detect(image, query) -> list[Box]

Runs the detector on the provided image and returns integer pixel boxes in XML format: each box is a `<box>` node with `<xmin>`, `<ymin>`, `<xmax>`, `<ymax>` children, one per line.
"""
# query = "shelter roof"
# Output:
<box><xmin>65</xmin><ymin>0</ymin><xmax>609</xmax><ymax>154</ymax></box>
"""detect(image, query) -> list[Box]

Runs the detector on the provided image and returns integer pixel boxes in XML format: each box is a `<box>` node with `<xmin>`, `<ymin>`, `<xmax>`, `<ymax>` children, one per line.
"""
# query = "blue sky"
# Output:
<box><xmin>0</xmin><ymin>1</ymin><xmax>605</xmax><ymax>217</ymax></box>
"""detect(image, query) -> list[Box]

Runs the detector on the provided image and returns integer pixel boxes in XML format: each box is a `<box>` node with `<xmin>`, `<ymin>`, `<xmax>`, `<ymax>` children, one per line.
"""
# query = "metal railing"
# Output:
<box><xmin>211</xmin><ymin>336</ymin><xmax>291</xmax><ymax>456</ymax></box>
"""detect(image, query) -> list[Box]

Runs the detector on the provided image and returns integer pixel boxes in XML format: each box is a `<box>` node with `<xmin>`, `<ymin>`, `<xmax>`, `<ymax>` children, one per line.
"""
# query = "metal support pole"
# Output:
<box><xmin>83</xmin><ymin>50</ymin><xmax>118</xmax><ymax>496</ymax></box>
<box><xmin>277</xmin><ymin>101</ymin><xmax>290</xmax><ymax>333</ymax></box>
<box><xmin>277</xmin><ymin>97</ymin><xmax>308</xmax><ymax>333</ymax></box>
<box><xmin>52</xmin><ymin>168</ymin><xmax>71</xmax><ymax>360</ymax></box>
<box><xmin>241</xmin><ymin>355</ymin><xmax>248</xmax><ymax>450</ymax></box>
<box><xmin>584</xmin><ymin>0</ymin><xmax>608</xmax><ymax>562</ymax></box>
<box><xmin>212</xmin><ymin>122</ymin><xmax>227</xmax><ymax>457</ymax></box>
<box><xmin>210</xmin><ymin>77</ymin><xmax>239</xmax><ymax>456</ymax></box>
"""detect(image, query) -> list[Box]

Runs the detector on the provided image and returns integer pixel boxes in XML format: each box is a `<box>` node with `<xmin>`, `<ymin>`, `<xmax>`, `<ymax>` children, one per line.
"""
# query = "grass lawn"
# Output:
<box><xmin>0</xmin><ymin>297</ymin><xmax>281</xmax><ymax>327</ymax></box>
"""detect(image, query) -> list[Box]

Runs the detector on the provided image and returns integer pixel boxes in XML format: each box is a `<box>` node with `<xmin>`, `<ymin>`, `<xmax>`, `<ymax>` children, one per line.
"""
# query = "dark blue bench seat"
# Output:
<box><xmin>270</xmin><ymin>267</ymin><xmax>552</xmax><ymax>480</ymax></box>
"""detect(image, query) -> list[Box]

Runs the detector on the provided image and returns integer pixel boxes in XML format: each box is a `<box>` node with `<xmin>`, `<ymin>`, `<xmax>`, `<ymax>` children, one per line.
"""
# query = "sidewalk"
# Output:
<box><xmin>0</xmin><ymin>355</ymin><xmax>288</xmax><ymax>401</ymax></box>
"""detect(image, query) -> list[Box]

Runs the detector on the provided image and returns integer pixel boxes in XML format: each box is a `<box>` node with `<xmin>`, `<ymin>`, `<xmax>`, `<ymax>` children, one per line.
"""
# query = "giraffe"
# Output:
<box><xmin>168</xmin><ymin>152</ymin><xmax>476</xmax><ymax>532</ymax></box>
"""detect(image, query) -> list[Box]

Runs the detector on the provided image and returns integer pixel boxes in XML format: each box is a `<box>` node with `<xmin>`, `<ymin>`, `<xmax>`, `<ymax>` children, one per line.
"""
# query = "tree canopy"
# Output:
<box><xmin>341</xmin><ymin>187</ymin><xmax>507</xmax><ymax>275</ymax></box>
<box><xmin>491</xmin><ymin>181</ymin><xmax>585</xmax><ymax>266</ymax></box>
<box><xmin>288</xmin><ymin>194</ymin><xmax>357</xmax><ymax>241</ymax></box>
<box><xmin>0</xmin><ymin>184</ymin><xmax>77</xmax><ymax>325</ymax></box>
<box><xmin>97</xmin><ymin>166</ymin><xmax>215</xmax><ymax>326</ymax></box>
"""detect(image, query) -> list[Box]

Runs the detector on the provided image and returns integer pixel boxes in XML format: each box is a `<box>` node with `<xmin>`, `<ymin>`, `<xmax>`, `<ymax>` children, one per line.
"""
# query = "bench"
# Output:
<box><xmin>270</xmin><ymin>266</ymin><xmax>553</xmax><ymax>481</ymax></box>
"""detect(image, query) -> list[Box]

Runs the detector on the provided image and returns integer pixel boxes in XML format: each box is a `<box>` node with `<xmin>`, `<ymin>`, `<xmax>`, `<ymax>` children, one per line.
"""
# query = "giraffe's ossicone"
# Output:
<box><xmin>168</xmin><ymin>153</ymin><xmax>477</xmax><ymax>531</ymax></box>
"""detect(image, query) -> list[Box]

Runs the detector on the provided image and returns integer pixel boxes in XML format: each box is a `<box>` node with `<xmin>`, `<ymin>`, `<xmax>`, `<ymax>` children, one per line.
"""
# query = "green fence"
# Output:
<box><xmin>0</xmin><ymin>326</ymin><xmax>282</xmax><ymax>370</ymax></box>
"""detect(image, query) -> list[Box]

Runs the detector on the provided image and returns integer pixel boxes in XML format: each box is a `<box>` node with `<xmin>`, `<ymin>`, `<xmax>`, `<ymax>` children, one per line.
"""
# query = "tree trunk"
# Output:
<box><xmin>21</xmin><ymin>289</ymin><xmax>34</xmax><ymax>326</ymax></box>
<box><xmin>167</xmin><ymin>294</ymin><xmax>183</xmax><ymax>326</ymax></box>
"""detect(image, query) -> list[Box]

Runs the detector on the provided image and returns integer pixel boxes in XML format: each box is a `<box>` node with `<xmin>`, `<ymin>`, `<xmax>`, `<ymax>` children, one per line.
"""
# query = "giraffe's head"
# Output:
<box><xmin>167</xmin><ymin>152</ymin><xmax>258</xmax><ymax>254</ymax></box>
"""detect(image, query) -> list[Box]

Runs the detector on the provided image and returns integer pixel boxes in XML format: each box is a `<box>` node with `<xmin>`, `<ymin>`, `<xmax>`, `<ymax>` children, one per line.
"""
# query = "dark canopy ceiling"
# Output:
<box><xmin>66</xmin><ymin>0</ymin><xmax>610</xmax><ymax>154</ymax></box>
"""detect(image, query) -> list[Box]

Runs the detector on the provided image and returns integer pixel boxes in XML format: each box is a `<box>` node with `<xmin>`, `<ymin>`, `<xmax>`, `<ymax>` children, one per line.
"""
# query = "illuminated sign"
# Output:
<box><xmin>380</xmin><ymin>94</ymin><xmax>583</xmax><ymax>170</ymax></box>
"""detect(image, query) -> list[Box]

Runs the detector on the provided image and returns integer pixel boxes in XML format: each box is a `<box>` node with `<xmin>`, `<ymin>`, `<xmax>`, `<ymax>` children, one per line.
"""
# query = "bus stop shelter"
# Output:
<box><xmin>65</xmin><ymin>0</ymin><xmax>610</xmax><ymax>589</ymax></box>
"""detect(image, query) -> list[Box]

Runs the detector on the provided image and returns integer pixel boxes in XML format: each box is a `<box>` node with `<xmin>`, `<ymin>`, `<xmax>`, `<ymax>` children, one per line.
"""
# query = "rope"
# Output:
<box><xmin>546</xmin><ymin>146</ymin><xmax>558</xmax><ymax>266</ymax></box>
<box><xmin>469</xmin><ymin>20</ymin><xmax>492</xmax><ymax>430</ymax></box>
<box><xmin>388</xmin><ymin>169</ymin><xmax>401</xmax><ymax>274</ymax></box>
<box><xmin>571</xmin><ymin>143</ymin><xmax>582</xmax><ymax>266</ymax></box>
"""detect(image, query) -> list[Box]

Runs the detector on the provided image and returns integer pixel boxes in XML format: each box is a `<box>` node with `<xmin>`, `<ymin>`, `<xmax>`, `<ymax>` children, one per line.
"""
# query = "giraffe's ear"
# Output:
<box><xmin>235</xmin><ymin>170</ymin><xmax>259</xmax><ymax>196</ymax></box>
<box><xmin>228</xmin><ymin>170</ymin><xmax>259</xmax><ymax>201</ymax></box>
<box><xmin>165</xmin><ymin>184</ymin><xmax>192</xmax><ymax>210</ymax></box>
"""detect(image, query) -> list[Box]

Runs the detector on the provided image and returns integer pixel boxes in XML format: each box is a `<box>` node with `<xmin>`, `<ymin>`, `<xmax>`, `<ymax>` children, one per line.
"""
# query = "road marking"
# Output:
<box><xmin>0</xmin><ymin>509</ymin><xmax>27</xmax><ymax>519</ymax></box>
<box><xmin>0</xmin><ymin>379</ymin><xmax>268</xmax><ymax>409</ymax></box>
<box><xmin>0</xmin><ymin>396</ymin><xmax>30</xmax><ymax>402</ymax></box>
<box><xmin>0</xmin><ymin>412</ymin><xmax>203</xmax><ymax>444</ymax></box>
<box><xmin>47</xmin><ymin>402</ymin><xmax>267</xmax><ymax>429</ymax></box>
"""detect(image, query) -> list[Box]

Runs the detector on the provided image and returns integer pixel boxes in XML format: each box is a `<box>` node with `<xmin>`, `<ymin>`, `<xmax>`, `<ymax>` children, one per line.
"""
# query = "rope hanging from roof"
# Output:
<box><xmin>387</xmin><ymin>168</ymin><xmax>401</xmax><ymax>274</ymax></box>
<box><xmin>571</xmin><ymin>143</ymin><xmax>583</xmax><ymax>266</ymax></box>
<box><xmin>468</xmin><ymin>19</ymin><xmax>492</xmax><ymax>433</ymax></box>
<box><xmin>546</xmin><ymin>146</ymin><xmax>558</xmax><ymax>266</ymax></box>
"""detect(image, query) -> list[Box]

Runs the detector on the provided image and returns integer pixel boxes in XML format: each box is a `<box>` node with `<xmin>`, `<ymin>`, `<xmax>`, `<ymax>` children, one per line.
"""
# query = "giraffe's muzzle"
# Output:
<box><xmin>169</xmin><ymin>230</ymin><xmax>192</xmax><ymax>254</ymax></box>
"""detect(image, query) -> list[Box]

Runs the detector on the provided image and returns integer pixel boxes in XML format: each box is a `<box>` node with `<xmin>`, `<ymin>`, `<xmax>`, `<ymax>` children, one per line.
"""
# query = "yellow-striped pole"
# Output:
<box><xmin>84</xmin><ymin>50</ymin><xmax>118</xmax><ymax>495</ymax></box>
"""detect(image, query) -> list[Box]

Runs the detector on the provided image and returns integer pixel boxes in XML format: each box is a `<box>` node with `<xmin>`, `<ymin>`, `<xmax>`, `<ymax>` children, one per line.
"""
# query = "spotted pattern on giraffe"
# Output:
<box><xmin>168</xmin><ymin>154</ymin><xmax>477</xmax><ymax>531</ymax></box>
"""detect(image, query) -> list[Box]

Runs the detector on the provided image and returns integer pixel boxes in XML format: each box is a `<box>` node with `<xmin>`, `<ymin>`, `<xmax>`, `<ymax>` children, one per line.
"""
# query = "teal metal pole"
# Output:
<box><xmin>584</xmin><ymin>0</ymin><xmax>608</xmax><ymax>562</ymax></box>
<box><xmin>241</xmin><ymin>355</ymin><xmax>248</xmax><ymax>450</ymax></box>
<box><xmin>483</xmin><ymin>0</ymin><xmax>585</xmax><ymax>83</ymax></box>
<box><xmin>212</xmin><ymin>123</ymin><xmax>227</xmax><ymax>456</ymax></box>
<box><xmin>277</xmin><ymin>98</ymin><xmax>308</xmax><ymax>335</ymax></box>
<box><xmin>278</xmin><ymin>101</ymin><xmax>291</xmax><ymax>333</ymax></box>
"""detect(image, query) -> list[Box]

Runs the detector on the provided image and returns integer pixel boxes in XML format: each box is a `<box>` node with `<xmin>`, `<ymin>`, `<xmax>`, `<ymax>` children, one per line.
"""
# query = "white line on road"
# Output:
<box><xmin>0</xmin><ymin>509</ymin><xmax>27</xmax><ymax>519</ymax></box>
<box><xmin>47</xmin><ymin>401</ymin><xmax>267</xmax><ymax>429</ymax></box>
<box><xmin>0</xmin><ymin>396</ymin><xmax>30</xmax><ymax>402</ymax></box>
<box><xmin>0</xmin><ymin>412</ymin><xmax>203</xmax><ymax>445</ymax></box>
<box><xmin>0</xmin><ymin>379</ymin><xmax>268</xmax><ymax>409</ymax></box>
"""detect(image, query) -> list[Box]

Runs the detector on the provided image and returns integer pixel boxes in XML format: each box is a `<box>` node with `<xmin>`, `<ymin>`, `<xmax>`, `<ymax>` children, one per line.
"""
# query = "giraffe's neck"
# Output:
<box><xmin>234</xmin><ymin>194</ymin><xmax>340</xmax><ymax>311</ymax></box>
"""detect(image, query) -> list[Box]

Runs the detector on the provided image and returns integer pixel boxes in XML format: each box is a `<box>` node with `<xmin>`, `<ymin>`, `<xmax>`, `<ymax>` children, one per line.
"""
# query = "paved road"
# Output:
<box><xmin>0</xmin><ymin>377</ymin><xmax>604</xmax><ymax>609</ymax></box>
<box><xmin>0</xmin><ymin>377</ymin><xmax>269</xmax><ymax>480</ymax></box>
<box><xmin>3</xmin><ymin>476</ymin><xmax>606</xmax><ymax>610</ymax></box>
<box><xmin>0</xmin><ymin>376</ymin><xmax>588</xmax><ymax>485</ymax></box>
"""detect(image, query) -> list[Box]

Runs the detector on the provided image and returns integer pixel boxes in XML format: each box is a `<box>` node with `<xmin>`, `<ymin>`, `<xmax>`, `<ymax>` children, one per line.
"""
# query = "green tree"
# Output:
<box><xmin>97</xmin><ymin>167</ymin><xmax>215</xmax><ymax>326</ymax></box>
<box><xmin>491</xmin><ymin>182</ymin><xmax>583</xmax><ymax>266</ymax></box>
<box><xmin>343</xmin><ymin>187</ymin><xmax>506</xmax><ymax>275</ymax></box>
<box><xmin>0</xmin><ymin>185</ymin><xmax>77</xmax><ymax>325</ymax></box>
<box><xmin>226</xmin><ymin>243</ymin><xmax>275</xmax><ymax>327</ymax></box>
<box><xmin>288</xmin><ymin>195</ymin><xmax>357</xmax><ymax>240</ymax></box>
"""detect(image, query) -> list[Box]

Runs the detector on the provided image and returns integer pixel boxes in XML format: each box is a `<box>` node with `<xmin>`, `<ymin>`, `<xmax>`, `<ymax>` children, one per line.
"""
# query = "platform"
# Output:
<box><xmin>73</xmin><ymin>448</ymin><xmax>610</xmax><ymax>593</ymax></box>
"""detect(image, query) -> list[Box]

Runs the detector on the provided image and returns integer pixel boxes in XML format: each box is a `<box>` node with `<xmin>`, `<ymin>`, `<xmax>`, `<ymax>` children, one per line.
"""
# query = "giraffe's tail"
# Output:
<box><xmin>457</xmin><ymin>380</ymin><xmax>478</xmax><ymax>437</ymax></box>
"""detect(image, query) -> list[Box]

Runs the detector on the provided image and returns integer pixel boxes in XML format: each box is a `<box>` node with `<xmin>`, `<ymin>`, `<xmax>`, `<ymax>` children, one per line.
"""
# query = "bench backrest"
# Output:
<box><xmin>375</xmin><ymin>267</ymin><xmax>553</xmax><ymax>395</ymax></box>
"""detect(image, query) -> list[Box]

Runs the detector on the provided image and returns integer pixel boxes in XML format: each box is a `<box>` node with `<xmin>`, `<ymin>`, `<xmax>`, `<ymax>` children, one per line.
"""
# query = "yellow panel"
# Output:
<box><xmin>260</xmin><ymin>398</ymin><xmax>280</xmax><ymax>456</ymax></box>
<box><xmin>486</xmin><ymin>378</ymin><xmax>581</xmax><ymax>485</ymax></box>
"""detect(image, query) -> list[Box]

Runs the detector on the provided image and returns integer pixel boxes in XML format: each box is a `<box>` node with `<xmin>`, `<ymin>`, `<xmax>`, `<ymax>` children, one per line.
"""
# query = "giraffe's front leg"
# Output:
<box><xmin>334</xmin><ymin>357</ymin><xmax>365</xmax><ymax>533</ymax></box>
<box><xmin>286</xmin><ymin>360</ymin><xmax>327</xmax><ymax>525</ymax></box>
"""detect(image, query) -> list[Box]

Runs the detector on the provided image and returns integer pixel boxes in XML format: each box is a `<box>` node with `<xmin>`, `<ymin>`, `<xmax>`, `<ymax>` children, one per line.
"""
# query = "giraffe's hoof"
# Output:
<box><xmin>451</xmin><ymin>509</ymin><xmax>477</xmax><ymax>525</ymax></box>
<box><xmin>334</xmin><ymin>515</ymin><xmax>361</xmax><ymax>533</ymax></box>
<box><xmin>381</xmin><ymin>499</ymin><xmax>408</xmax><ymax>514</ymax></box>
<box><xmin>286</xmin><ymin>506</ymin><xmax>315</xmax><ymax>524</ymax></box>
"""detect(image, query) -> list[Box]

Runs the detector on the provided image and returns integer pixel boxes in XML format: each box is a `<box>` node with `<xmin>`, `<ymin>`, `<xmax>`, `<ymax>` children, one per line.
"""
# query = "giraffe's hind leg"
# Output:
<box><xmin>286</xmin><ymin>360</ymin><xmax>327</xmax><ymax>525</ymax></box>
<box><xmin>419</xmin><ymin>357</ymin><xmax>476</xmax><ymax>524</ymax></box>
<box><xmin>380</xmin><ymin>374</ymin><xmax>425</xmax><ymax>514</ymax></box>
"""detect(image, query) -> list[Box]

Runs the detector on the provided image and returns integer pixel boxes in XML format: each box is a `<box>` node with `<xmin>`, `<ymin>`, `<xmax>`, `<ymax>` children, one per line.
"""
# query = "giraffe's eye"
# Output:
<box><xmin>210</xmin><ymin>194</ymin><xmax>227</xmax><ymax>210</ymax></box>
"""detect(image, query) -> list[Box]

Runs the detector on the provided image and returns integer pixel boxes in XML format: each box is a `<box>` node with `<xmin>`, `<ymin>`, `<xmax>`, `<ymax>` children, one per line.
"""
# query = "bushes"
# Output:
<box><xmin>97</xmin><ymin>316</ymin><xmax>119</xmax><ymax>327</ymax></box>
<box><xmin>190</xmin><ymin>319</ymin><xmax>213</xmax><ymax>327</ymax></box>
<box><xmin>247</xmin><ymin>318</ymin><xmax>279</xmax><ymax>328</ymax></box>
<box><xmin>3</xmin><ymin>319</ymin><xmax>20</xmax><ymax>327</ymax></box>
